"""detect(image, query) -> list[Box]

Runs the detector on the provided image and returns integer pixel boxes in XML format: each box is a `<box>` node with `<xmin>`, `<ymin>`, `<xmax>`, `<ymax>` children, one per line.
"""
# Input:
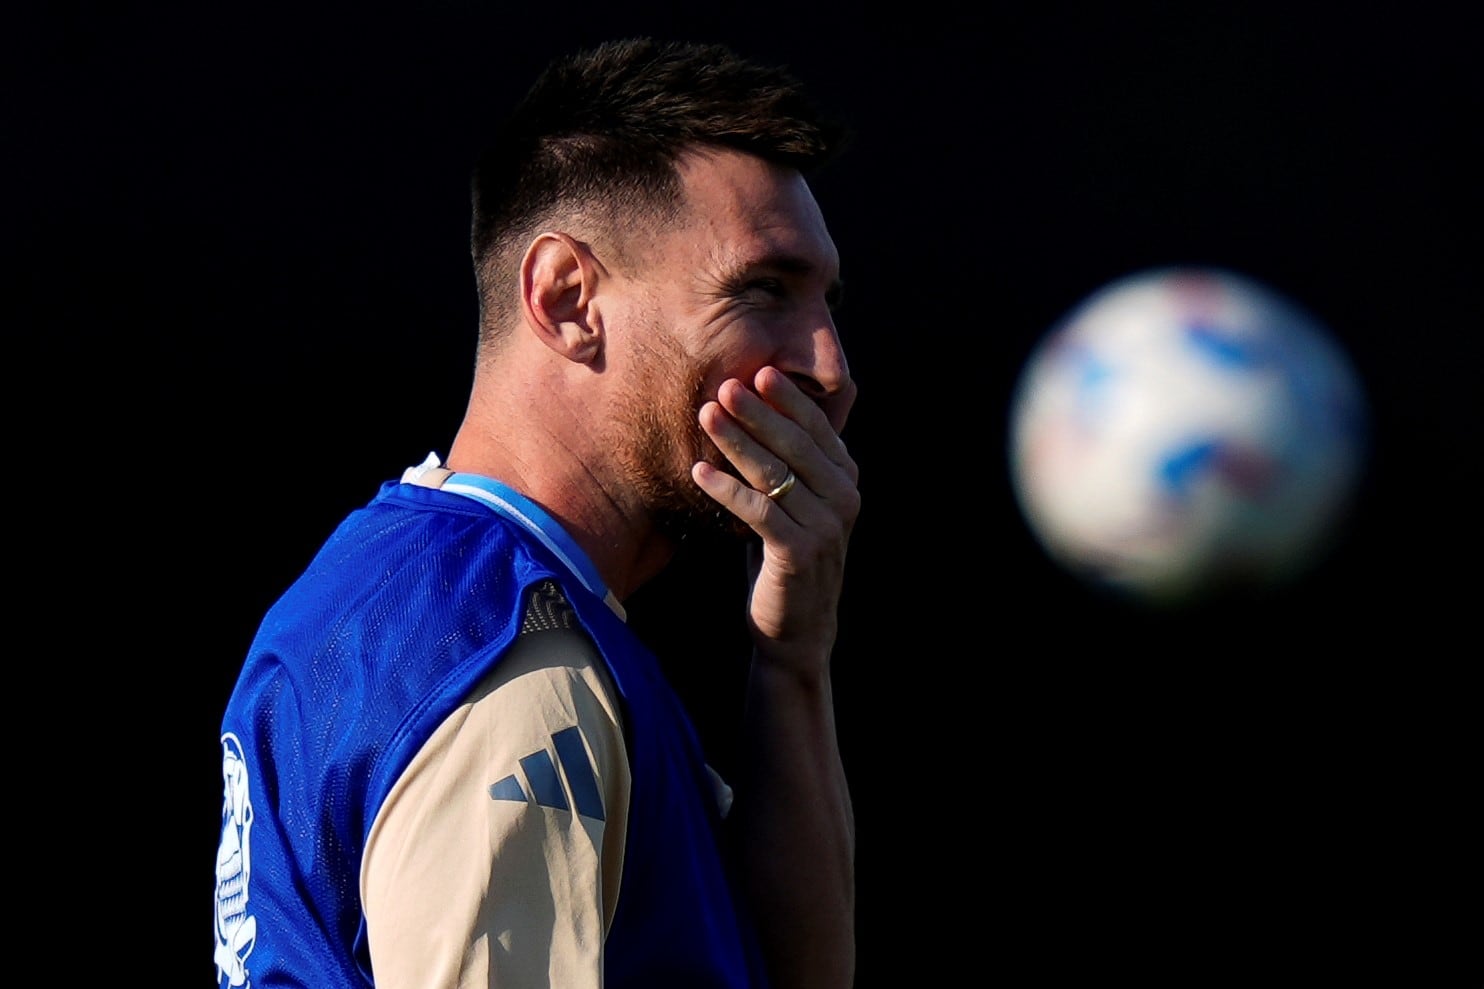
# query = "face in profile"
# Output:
<box><xmin>603</xmin><ymin>149</ymin><xmax>850</xmax><ymax>543</ymax></box>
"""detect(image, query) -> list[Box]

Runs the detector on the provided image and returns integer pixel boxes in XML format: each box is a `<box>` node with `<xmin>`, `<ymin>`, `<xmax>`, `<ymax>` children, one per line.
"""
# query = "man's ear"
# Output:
<box><xmin>520</xmin><ymin>232</ymin><xmax>604</xmax><ymax>365</ymax></box>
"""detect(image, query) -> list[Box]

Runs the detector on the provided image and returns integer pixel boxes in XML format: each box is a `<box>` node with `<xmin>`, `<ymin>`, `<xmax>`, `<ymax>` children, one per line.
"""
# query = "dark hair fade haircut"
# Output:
<box><xmin>468</xmin><ymin>37</ymin><xmax>850</xmax><ymax>329</ymax></box>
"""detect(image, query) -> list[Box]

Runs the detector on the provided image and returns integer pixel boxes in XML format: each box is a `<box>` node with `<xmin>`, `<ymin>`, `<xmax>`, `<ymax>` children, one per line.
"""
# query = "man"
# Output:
<box><xmin>215</xmin><ymin>37</ymin><xmax>858</xmax><ymax>989</ymax></box>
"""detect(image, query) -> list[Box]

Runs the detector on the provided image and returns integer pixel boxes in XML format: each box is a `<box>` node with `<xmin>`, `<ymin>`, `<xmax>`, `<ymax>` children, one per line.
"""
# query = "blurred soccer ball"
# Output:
<box><xmin>1008</xmin><ymin>267</ymin><xmax>1369</xmax><ymax>606</ymax></box>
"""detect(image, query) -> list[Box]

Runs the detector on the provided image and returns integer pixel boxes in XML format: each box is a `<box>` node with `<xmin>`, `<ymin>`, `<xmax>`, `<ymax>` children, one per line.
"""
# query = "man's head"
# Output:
<box><xmin>459</xmin><ymin>38</ymin><xmax>854</xmax><ymax>552</ymax></box>
<box><xmin>601</xmin><ymin>145</ymin><xmax>852</xmax><ymax>542</ymax></box>
<box><xmin>469</xmin><ymin>37</ymin><xmax>848</xmax><ymax>343</ymax></box>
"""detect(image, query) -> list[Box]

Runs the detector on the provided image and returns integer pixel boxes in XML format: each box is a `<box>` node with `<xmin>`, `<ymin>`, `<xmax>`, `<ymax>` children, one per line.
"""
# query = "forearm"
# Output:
<box><xmin>732</xmin><ymin>655</ymin><xmax>856</xmax><ymax>989</ymax></box>
<box><xmin>690</xmin><ymin>363</ymin><xmax>860</xmax><ymax>983</ymax></box>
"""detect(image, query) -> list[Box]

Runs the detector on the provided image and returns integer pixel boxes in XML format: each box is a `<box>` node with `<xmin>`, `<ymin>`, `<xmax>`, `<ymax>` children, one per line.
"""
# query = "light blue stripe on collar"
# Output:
<box><xmin>440</xmin><ymin>471</ymin><xmax>621</xmax><ymax>618</ymax></box>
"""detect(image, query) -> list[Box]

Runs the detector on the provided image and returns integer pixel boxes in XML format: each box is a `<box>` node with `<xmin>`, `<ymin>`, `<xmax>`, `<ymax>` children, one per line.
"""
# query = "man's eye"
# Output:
<box><xmin>744</xmin><ymin>278</ymin><xmax>787</xmax><ymax>298</ymax></box>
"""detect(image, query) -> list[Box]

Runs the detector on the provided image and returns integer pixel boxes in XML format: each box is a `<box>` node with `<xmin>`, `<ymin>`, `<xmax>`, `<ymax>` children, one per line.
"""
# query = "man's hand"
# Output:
<box><xmin>691</xmin><ymin>364</ymin><xmax>861</xmax><ymax>668</ymax></box>
<box><xmin>691</xmin><ymin>363</ymin><xmax>859</xmax><ymax>987</ymax></box>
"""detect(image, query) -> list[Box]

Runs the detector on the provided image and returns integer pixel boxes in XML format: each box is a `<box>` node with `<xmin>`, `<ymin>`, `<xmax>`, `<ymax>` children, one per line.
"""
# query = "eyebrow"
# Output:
<box><xmin>731</xmin><ymin>251</ymin><xmax>846</xmax><ymax>308</ymax></box>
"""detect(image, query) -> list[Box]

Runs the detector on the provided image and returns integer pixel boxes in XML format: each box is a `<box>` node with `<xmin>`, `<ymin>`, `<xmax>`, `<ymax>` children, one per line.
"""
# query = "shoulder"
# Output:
<box><xmin>360</xmin><ymin>593</ymin><xmax>631</xmax><ymax>987</ymax></box>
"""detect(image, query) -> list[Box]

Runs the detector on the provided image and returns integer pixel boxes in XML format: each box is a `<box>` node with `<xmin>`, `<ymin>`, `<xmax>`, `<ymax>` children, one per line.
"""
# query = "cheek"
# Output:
<box><xmin>699</xmin><ymin>329</ymin><xmax>781</xmax><ymax>391</ymax></box>
<box><xmin>670</xmin><ymin>307</ymin><xmax>788</xmax><ymax>397</ymax></box>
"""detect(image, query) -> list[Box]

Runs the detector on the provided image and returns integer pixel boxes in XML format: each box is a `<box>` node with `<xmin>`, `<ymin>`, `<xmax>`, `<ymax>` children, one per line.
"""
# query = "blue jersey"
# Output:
<box><xmin>215</xmin><ymin>475</ymin><xmax>767</xmax><ymax>987</ymax></box>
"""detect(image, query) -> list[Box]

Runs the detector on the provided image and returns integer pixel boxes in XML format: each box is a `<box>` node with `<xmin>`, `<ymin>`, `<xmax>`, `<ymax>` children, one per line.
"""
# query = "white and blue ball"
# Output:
<box><xmin>1008</xmin><ymin>267</ymin><xmax>1369</xmax><ymax>605</ymax></box>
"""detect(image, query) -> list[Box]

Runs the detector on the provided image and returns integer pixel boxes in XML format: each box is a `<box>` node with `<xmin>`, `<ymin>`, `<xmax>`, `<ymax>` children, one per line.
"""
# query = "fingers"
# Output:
<box><xmin>692</xmin><ymin>404</ymin><xmax>799</xmax><ymax>525</ymax></box>
<box><xmin>693</xmin><ymin>368</ymin><xmax>860</xmax><ymax>663</ymax></box>
<box><xmin>750</xmin><ymin>367</ymin><xmax>858</xmax><ymax>480</ymax></box>
<box><xmin>691</xmin><ymin>365</ymin><xmax>860</xmax><ymax>546</ymax></box>
<box><xmin>706</xmin><ymin>369</ymin><xmax>859</xmax><ymax>505</ymax></box>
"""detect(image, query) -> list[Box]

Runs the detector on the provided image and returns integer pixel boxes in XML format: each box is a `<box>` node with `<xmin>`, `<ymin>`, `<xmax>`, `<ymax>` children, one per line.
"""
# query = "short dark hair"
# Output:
<box><xmin>469</xmin><ymin>37</ymin><xmax>849</xmax><ymax>331</ymax></box>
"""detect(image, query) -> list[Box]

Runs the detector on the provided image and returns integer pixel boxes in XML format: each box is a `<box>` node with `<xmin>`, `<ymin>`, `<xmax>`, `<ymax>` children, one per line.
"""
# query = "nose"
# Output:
<box><xmin>785</xmin><ymin>317</ymin><xmax>856</xmax><ymax>433</ymax></box>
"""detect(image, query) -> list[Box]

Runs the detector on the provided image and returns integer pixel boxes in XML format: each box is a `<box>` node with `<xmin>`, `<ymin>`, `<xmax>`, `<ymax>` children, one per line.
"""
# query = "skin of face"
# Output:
<box><xmin>602</xmin><ymin>147</ymin><xmax>852</xmax><ymax>542</ymax></box>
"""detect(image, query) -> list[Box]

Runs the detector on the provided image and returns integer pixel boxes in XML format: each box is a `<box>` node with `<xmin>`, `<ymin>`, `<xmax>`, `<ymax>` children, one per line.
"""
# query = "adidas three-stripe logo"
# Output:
<box><xmin>488</xmin><ymin>725</ymin><xmax>605</xmax><ymax>821</ymax></box>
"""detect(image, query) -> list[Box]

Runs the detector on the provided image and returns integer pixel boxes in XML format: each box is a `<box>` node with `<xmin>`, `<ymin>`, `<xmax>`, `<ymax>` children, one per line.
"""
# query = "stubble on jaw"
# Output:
<box><xmin>611</xmin><ymin>334</ymin><xmax>754</xmax><ymax>546</ymax></box>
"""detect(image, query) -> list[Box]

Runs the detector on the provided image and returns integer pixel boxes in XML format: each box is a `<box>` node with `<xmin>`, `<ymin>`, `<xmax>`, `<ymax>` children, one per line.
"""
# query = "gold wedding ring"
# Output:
<box><xmin>765</xmin><ymin>470</ymin><xmax>797</xmax><ymax>500</ymax></box>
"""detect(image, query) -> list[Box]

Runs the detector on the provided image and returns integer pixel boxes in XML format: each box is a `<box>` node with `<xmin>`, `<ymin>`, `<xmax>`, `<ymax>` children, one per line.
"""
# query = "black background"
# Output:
<box><xmin>13</xmin><ymin>3</ymin><xmax>1479</xmax><ymax>985</ymax></box>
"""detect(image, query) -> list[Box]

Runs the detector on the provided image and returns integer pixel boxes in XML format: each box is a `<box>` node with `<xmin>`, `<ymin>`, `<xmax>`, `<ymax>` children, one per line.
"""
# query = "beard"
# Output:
<box><xmin>610</xmin><ymin>332</ymin><xmax>754</xmax><ymax>545</ymax></box>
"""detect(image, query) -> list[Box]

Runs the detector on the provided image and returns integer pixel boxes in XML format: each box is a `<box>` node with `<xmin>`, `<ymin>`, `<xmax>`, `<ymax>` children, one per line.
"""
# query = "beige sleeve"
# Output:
<box><xmin>361</xmin><ymin>628</ymin><xmax>630</xmax><ymax>989</ymax></box>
